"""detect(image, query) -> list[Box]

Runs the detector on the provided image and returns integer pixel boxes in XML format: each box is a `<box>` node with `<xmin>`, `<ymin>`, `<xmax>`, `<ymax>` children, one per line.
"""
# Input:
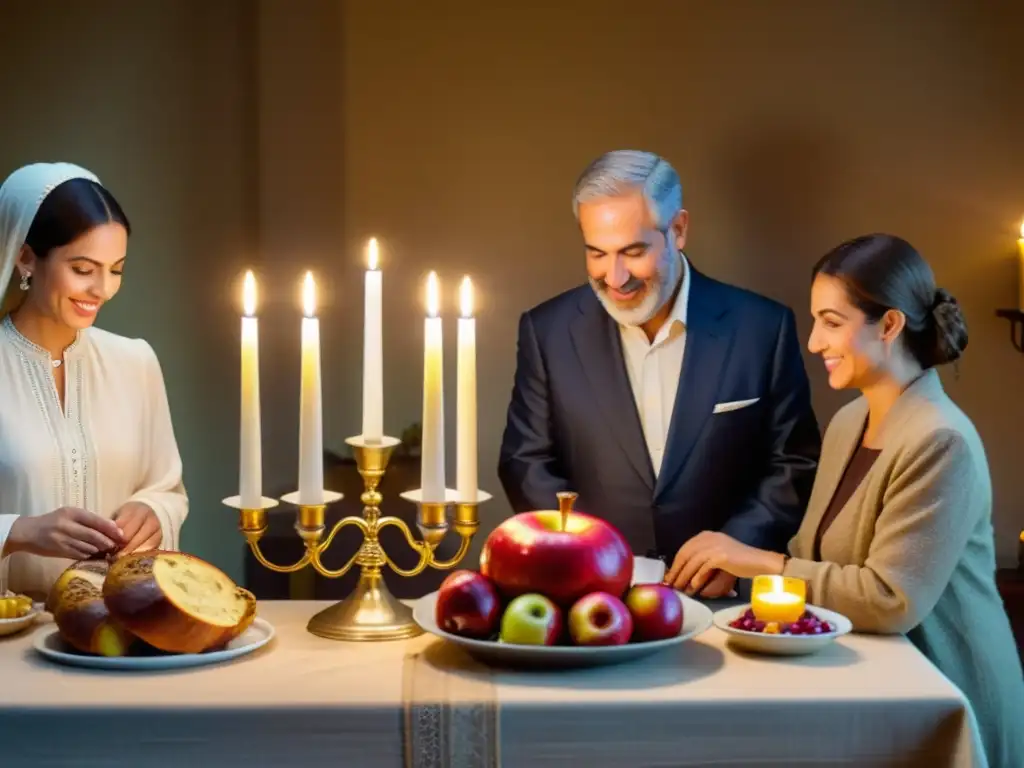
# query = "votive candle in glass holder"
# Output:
<box><xmin>750</xmin><ymin>574</ymin><xmax>807</xmax><ymax>624</ymax></box>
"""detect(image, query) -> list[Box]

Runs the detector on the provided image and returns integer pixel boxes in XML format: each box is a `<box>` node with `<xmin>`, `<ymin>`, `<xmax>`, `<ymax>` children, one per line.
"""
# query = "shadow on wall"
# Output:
<box><xmin>716</xmin><ymin>121</ymin><xmax>854</xmax><ymax>421</ymax></box>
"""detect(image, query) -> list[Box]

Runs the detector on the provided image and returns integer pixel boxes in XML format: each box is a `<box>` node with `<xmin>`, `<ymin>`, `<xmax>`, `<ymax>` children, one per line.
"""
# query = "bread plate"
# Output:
<box><xmin>32</xmin><ymin>617</ymin><xmax>274</xmax><ymax>670</ymax></box>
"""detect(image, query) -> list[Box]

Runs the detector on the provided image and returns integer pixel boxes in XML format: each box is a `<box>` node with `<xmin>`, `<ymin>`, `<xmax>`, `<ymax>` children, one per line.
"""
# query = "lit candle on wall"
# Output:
<box><xmin>362</xmin><ymin>237</ymin><xmax>383</xmax><ymax>442</ymax></box>
<box><xmin>239</xmin><ymin>270</ymin><xmax>262</xmax><ymax>509</ymax></box>
<box><xmin>421</xmin><ymin>271</ymin><xmax>446</xmax><ymax>502</ymax></box>
<box><xmin>1017</xmin><ymin>219</ymin><xmax>1024</xmax><ymax>312</ymax></box>
<box><xmin>298</xmin><ymin>271</ymin><xmax>324</xmax><ymax>504</ymax></box>
<box><xmin>456</xmin><ymin>276</ymin><xmax>477</xmax><ymax>502</ymax></box>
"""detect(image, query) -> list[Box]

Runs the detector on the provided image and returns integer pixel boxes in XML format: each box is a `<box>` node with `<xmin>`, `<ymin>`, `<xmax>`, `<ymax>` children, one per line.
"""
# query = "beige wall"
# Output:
<box><xmin>2</xmin><ymin>0</ymin><xmax>1021</xmax><ymax>581</ymax></box>
<box><xmin>336</xmin><ymin>0</ymin><xmax>1024</xmax><ymax>565</ymax></box>
<box><xmin>0</xmin><ymin>0</ymin><xmax>255</xmax><ymax>580</ymax></box>
<box><xmin>254</xmin><ymin>0</ymin><xmax>347</xmax><ymax>503</ymax></box>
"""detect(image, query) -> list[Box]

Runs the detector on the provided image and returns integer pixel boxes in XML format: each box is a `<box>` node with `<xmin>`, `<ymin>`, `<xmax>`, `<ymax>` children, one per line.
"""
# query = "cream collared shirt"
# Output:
<box><xmin>617</xmin><ymin>256</ymin><xmax>691</xmax><ymax>477</ymax></box>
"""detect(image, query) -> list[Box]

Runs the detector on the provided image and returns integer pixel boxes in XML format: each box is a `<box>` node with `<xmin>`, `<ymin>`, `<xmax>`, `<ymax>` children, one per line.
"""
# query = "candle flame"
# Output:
<box><xmin>1019</xmin><ymin>218</ymin><xmax>1024</xmax><ymax>239</ymax></box>
<box><xmin>368</xmin><ymin>237</ymin><xmax>379</xmax><ymax>270</ymax></box>
<box><xmin>459</xmin><ymin>276</ymin><xmax>473</xmax><ymax>318</ymax></box>
<box><xmin>753</xmin><ymin>573</ymin><xmax>806</xmax><ymax>601</ymax></box>
<box><xmin>242</xmin><ymin>270</ymin><xmax>257</xmax><ymax>317</ymax></box>
<box><xmin>302</xmin><ymin>271</ymin><xmax>316</xmax><ymax>317</ymax></box>
<box><xmin>426</xmin><ymin>271</ymin><xmax>440</xmax><ymax>318</ymax></box>
<box><xmin>759</xmin><ymin>591</ymin><xmax>800</xmax><ymax>604</ymax></box>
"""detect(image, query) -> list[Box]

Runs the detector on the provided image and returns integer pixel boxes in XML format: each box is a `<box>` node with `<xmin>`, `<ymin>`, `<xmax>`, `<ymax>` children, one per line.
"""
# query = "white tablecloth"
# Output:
<box><xmin>0</xmin><ymin>600</ymin><xmax>985</xmax><ymax>767</ymax></box>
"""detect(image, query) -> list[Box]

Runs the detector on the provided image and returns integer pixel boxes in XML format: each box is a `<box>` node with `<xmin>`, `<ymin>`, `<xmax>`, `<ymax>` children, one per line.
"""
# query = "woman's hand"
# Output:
<box><xmin>6</xmin><ymin>507</ymin><xmax>125</xmax><ymax>559</ymax></box>
<box><xmin>113</xmin><ymin>502</ymin><xmax>162</xmax><ymax>553</ymax></box>
<box><xmin>665</xmin><ymin>531</ymin><xmax>786</xmax><ymax>594</ymax></box>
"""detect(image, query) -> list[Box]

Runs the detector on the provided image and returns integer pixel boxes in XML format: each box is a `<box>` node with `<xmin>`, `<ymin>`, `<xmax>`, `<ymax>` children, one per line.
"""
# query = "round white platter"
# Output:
<box><xmin>32</xmin><ymin>617</ymin><xmax>275</xmax><ymax>670</ymax></box>
<box><xmin>413</xmin><ymin>558</ymin><xmax>712</xmax><ymax>670</ymax></box>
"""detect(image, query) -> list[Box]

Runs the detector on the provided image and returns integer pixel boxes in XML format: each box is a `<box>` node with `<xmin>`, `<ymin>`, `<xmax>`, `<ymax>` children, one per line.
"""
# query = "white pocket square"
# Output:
<box><xmin>713</xmin><ymin>398</ymin><xmax>760</xmax><ymax>414</ymax></box>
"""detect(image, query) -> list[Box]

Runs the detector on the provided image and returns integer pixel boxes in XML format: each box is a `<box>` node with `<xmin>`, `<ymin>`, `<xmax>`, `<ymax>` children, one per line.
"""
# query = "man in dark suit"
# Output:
<box><xmin>498</xmin><ymin>150</ymin><xmax>821</xmax><ymax>598</ymax></box>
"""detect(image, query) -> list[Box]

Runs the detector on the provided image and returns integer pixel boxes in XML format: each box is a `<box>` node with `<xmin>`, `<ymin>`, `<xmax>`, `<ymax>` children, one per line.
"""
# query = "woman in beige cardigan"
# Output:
<box><xmin>666</xmin><ymin>233</ymin><xmax>1023</xmax><ymax>768</ymax></box>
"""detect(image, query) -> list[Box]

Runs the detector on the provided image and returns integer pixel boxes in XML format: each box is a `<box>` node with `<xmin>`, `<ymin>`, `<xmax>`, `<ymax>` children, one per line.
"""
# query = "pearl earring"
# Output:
<box><xmin>19</xmin><ymin>272</ymin><xmax>30</xmax><ymax>291</ymax></box>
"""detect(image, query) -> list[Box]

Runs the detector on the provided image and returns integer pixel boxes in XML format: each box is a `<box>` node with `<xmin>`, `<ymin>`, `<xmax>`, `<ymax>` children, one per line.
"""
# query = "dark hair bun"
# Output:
<box><xmin>929</xmin><ymin>288</ymin><xmax>968</xmax><ymax>366</ymax></box>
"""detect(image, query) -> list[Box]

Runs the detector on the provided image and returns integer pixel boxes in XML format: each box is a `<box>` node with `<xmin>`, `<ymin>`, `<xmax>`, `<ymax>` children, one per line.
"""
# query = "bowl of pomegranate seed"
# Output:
<box><xmin>713</xmin><ymin>604</ymin><xmax>852</xmax><ymax>656</ymax></box>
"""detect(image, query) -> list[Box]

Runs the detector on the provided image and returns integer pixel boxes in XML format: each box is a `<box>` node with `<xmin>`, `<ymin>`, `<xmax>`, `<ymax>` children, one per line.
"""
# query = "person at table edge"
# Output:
<box><xmin>498</xmin><ymin>149</ymin><xmax>822</xmax><ymax>598</ymax></box>
<box><xmin>665</xmin><ymin>233</ymin><xmax>1023</xmax><ymax>768</ymax></box>
<box><xmin>0</xmin><ymin>162</ymin><xmax>188</xmax><ymax>599</ymax></box>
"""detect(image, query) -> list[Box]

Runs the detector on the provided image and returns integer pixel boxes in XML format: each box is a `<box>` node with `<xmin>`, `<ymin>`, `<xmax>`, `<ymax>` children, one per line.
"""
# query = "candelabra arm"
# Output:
<box><xmin>310</xmin><ymin>545</ymin><xmax>363</xmax><ymax>579</ymax></box>
<box><xmin>317</xmin><ymin>516</ymin><xmax>371</xmax><ymax>554</ymax></box>
<box><xmin>225</xmin><ymin>496</ymin><xmax>312</xmax><ymax>573</ymax></box>
<box><xmin>247</xmin><ymin>540</ymin><xmax>313</xmax><ymax>574</ymax></box>
<box><xmin>376</xmin><ymin>516</ymin><xmax>433</xmax><ymax>577</ymax></box>
<box><xmin>424</xmin><ymin>534</ymin><xmax>473</xmax><ymax>570</ymax></box>
<box><xmin>381</xmin><ymin>546</ymin><xmax>432</xmax><ymax>578</ymax></box>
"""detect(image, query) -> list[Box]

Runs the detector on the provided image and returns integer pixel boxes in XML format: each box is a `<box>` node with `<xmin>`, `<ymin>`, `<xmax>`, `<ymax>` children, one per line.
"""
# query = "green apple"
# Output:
<box><xmin>499</xmin><ymin>593</ymin><xmax>563</xmax><ymax>645</ymax></box>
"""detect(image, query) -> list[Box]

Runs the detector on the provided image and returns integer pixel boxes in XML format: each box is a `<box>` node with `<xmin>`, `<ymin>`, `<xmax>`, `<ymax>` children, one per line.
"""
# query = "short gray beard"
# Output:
<box><xmin>591</xmin><ymin>248</ymin><xmax>683</xmax><ymax>328</ymax></box>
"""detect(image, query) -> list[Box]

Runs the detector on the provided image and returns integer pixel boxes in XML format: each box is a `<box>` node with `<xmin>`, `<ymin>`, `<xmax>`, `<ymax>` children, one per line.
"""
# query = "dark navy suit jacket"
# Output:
<box><xmin>497</xmin><ymin>267</ymin><xmax>822</xmax><ymax>561</ymax></box>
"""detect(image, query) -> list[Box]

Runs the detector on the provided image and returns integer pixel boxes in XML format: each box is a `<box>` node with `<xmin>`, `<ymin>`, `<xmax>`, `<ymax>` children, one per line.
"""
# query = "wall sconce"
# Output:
<box><xmin>996</xmin><ymin>309</ymin><xmax>1024</xmax><ymax>353</ymax></box>
<box><xmin>996</xmin><ymin>219</ymin><xmax>1024</xmax><ymax>354</ymax></box>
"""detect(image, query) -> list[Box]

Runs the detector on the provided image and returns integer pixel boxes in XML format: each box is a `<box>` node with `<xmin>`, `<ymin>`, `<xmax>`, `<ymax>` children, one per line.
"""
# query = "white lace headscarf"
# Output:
<box><xmin>0</xmin><ymin>162</ymin><xmax>101</xmax><ymax>314</ymax></box>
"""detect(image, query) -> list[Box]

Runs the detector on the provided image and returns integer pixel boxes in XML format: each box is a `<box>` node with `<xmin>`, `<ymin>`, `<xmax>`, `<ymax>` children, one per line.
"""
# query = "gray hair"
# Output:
<box><xmin>572</xmin><ymin>150</ymin><xmax>682</xmax><ymax>229</ymax></box>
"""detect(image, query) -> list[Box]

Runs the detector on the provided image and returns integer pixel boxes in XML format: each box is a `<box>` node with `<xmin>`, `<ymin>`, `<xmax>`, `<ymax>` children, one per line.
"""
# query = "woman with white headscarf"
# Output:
<box><xmin>0</xmin><ymin>162</ymin><xmax>188</xmax><ymax>599</ymax></box>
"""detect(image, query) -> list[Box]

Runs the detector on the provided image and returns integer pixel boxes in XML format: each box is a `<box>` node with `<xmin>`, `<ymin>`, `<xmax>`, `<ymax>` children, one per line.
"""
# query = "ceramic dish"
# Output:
<box><xmin>412</xmin><ymin>557</ymin><xmax>710</xmax><ymax>669</ymax></box>
<box><xmin>415</xmin><ymin>590</ymin><xmax>711</xmax><ymax>669</ymax></box>
<box><xmin>631</xmin><ymin>555</ymin><xmax>667</xmax><ymax>585</ymax></box>
<box><xmin>0</xmin><ymin>602</ymin><xmax>42</xmax><ymax>638</ymax></box>
<box><xmin>713</xmin><ymin>603</ymin><xmax>852</xmax><ymax>656</ymax></box>
<box><xmin>33</xmin><ymin>617</ymin><xmax>275</xmax><ymax>670</ymax></box>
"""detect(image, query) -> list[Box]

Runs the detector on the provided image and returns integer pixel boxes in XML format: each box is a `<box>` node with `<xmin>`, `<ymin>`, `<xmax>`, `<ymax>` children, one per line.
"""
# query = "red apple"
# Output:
<box><xmin>624</xmin><ymin>583</ymin><xmax>683</xmax><ymax>642</ymax></box>
<box><xmin>435</xmin><ymin>570</ymin><xmax>501</xmax><ymax>639</ymax></box>
<box><xmin>568</xmin><ymin>592</ymin><xmax>633</xmax><ymax>646</ymax></box>
<box><xmin>499</xmin><ymin>594</ymin><xmax>562</xmax><ymax>646</ymax></box>
<box><xmin>480</xmin><ymin>505</ymin><xmax>633</xmax><ymax>607</ymax></box>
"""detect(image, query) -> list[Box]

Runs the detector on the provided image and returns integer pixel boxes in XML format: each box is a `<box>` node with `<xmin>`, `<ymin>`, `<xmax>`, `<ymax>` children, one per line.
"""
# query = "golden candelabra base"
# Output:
<box><xmin>224</xmin><ymin>434</ymin><xmax>490</xmax><ymax>642</ymax></box>
<box><xmin>306</xmin><ymin>569</ymin><xmax>419</xmax><ymax>641</ymax></box>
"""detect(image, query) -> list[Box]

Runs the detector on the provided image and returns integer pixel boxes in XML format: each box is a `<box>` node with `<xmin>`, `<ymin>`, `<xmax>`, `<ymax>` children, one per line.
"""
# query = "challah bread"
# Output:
<box><xmin>47</xmin><ymin>559</ymin><xmax>135</xmax><ymax>657</ymax></box>
<box><xmin>102</xmin><ymin>550</ymin><xmax>255</xmax><ymax>654</ymax></box>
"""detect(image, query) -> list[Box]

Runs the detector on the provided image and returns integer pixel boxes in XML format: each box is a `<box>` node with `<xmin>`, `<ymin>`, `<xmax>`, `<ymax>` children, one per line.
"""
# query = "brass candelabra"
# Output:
<box><xmin>223</xmin><ymin>435</ymin><xmax>489</xmax><ymax>641</ymax></box>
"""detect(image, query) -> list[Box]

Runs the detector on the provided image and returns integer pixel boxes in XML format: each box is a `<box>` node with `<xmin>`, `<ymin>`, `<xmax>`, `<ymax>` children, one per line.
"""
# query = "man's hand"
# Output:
<box><xmin>113</xmin><ymin>502</ymin><xmax>162</xmax><ymax>554</ymax></box>
<box><xmin>692</xmin><ymin>569</ymin><xmax>737</xmax><ymax>598</ymax></box>
<box><xmin>665</xmin><ymin>531</ymin><xmax>785</xmax><ymax>594</ymax></box>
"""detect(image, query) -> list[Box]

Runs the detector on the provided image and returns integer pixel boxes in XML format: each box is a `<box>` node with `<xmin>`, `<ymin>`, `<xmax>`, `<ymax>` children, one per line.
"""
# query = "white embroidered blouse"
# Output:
<box><xmin>0</xmin><ymin>314</ymin><xmax>188</xmax><ymax>596</ymax></box>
